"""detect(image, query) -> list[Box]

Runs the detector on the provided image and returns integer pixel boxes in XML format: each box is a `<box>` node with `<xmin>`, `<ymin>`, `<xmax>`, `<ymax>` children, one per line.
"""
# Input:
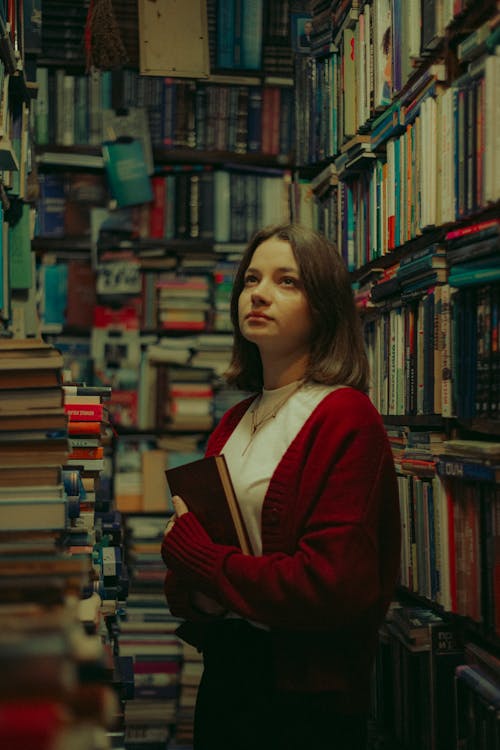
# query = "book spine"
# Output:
<box><xmin>65</xmin><ymin>404</ymin><xmax>104</xmax><ymax>421</ymax></box>
<box><xmin>436</xmin><ymin>458</ymin><xmax>497</xmax><ymax>483</ymax></box>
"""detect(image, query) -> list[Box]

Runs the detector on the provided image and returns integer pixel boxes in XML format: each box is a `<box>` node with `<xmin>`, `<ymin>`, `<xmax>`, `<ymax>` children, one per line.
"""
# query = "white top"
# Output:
<box><xmin>222</xmin><ymin>381</ymin><xmax>338</xmax><ymax>555</ymax></box>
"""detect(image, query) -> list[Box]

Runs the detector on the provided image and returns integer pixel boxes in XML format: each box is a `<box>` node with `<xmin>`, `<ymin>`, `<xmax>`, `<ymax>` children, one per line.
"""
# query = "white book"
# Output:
<box><xmin>35</xmin><ymin>67</ymin><xmax>49</xmax><ymax>145</ymax></box>
<box><xmin>484</xmin><ymin>51</ymin><xmax>500</xmax><ymax>204</ymax></box>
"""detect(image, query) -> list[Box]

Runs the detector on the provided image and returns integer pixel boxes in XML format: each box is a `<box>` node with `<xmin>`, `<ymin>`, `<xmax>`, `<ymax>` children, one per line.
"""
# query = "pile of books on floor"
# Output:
<box><xmin>121</xmin><ymin>514</ymin><xmax>185</xmax><ymax>749</ymax></box>
<box><xmin>0</xmin><ymin>338</ymin><xmax>124</xmax><ymax>748</ymax></box>
<box><xmin>171</xmin><ymin>641</ymin><xmax>203</xmax><ymax>748</ymax></box>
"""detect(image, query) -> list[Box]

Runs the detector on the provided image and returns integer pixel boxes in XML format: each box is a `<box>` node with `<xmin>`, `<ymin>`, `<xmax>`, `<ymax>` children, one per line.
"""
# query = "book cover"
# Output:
<box><xmin>165</xmin><ymin>454</ymin><xmax>252</xmax><ymax>554</ymax></box>
<box><xmin>64</xmin><ymin>403</ymin><xmax>106</xmax><ymax>422</ymax></box>
<box><xmin>102</xmin><ymin>106</ymin><xmax>154</xmax><ymax>175</ymax></box>
<box><xmin>102</xmin><ymin>137</ymin><xmax>153</xmax><ymax>208</ymax></box>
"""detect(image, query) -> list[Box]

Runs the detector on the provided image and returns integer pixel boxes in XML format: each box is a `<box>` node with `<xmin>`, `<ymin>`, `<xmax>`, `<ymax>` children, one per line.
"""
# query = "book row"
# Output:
<box><xmin>35</xmin><ymin>167</ymin><xmax>292</xmax><ymax>244</ymax></box>
<box><xmin>297</xmin><ymin>0</ymin><xmax>498</xmax><ymax>166</ymax></box>
<box><xmin>372</xmin><ymin>611</ymin><xmax>500</xmax><ymax>750</ymax></box>
<box><xmin>364</xmin><ymin>281</ymin><xmax>500</xmax><ymax>422</ymax></box>
<box><xmin>34</xmin><ymin>66</ymin><xmax>295</xmax><ymax>157</ymax></box>
<box><xmin>294</xmin><ymin>54</ymin><xmax>499</xmax><ymax>271</ymax></box>
<box><xmin>397</xmin><ymin>472</ymin><xmax>500</xmax><ymax>635</ymax></box>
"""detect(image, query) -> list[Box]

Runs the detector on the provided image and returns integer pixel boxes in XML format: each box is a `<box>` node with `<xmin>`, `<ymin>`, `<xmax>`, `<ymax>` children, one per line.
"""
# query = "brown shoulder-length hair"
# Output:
<box><xmin>225</xmin><ymin>223</ymin><xmax>369</xmax><ymax>393</ymax></box>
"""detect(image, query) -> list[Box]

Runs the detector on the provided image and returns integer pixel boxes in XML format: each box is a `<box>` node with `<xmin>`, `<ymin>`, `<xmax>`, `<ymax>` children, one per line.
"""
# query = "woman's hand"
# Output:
<box><xmin>163</xmin><ymin>494</ymin><xmax>226</xmax><ymax>617</ymax></box>
<box><xmin>172</xmin><ymin>495</ymin><xmax>189</xmax><ymax>516</ymax></box>
<box><xmin>164</xmin><ymin>495</ymin><xmax>189</xmax><ymax>536</ymax></box>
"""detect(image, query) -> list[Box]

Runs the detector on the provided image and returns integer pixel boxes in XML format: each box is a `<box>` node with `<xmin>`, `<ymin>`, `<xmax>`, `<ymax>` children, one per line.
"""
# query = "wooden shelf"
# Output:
<box><xmin>35</xmin><ymin>144</ymin><xmax>293</xmax><ymax>171</ymax></box>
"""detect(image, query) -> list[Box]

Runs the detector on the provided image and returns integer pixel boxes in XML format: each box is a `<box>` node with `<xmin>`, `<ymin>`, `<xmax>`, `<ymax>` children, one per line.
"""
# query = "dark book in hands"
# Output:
<box><xmin>165</xmin><ymin>454</ymin><xmax>252</xmax><ymax>554</ymax></box>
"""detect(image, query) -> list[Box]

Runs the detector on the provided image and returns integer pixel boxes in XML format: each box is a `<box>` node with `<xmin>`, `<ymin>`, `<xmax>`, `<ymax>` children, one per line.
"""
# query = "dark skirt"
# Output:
<box><xmin>192</xmin><ymin>618</ymin><xmax>368</xmax><ymax>750</ymax></box>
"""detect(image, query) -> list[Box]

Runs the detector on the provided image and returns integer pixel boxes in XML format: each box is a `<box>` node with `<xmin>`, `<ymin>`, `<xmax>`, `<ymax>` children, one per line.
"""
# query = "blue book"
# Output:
<box><xmin>371</xmin><ymin>100</ymin><xmax>404</xmax><ymax>149</ymax></box>
<box><xmin>247</xmin><ymin>87</ymin><xmax>263</xmax><ymax>152</ymax></box>
<box><xmin>399</xmin><ymin>242</ymin><xmax>444</xmax><ymax>267</ymax></box>
<box><xmin>436</xmin><ymin>457</ymin><xmax>499</xmax><ymax>483</ymax></box>
<box><xmin>62</xmin><ymin>467</ymin><xmax>86</xmax><ymax>499</ymax></box>
<box><xmin>36</xmin><ymin>173</ymin><xmax>66</xmax><ymax>238</ymax></box>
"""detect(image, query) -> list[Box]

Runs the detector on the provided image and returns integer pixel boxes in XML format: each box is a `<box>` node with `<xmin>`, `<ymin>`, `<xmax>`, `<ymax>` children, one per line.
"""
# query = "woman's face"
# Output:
<box><xmin>238</xmin><ymin>237</ymin><xmax>314</xmax><ymax>360</ymax></box>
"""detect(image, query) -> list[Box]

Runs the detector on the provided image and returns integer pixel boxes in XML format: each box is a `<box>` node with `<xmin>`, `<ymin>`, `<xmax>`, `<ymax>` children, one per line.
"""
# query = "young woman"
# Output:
<box><xmin>161</xmin><ymin>223</ymin><xmax>401</xmax><ymax>750</ymax></box>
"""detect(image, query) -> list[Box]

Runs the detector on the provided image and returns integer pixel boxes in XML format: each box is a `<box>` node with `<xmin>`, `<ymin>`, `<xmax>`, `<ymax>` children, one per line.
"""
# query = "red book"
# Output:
<box><xmin>149</xmin><ymin>176</ymin><xmax>166</xmax><ymax>238</ymax></box>
<box><xmin>492</xmin><ymin>491</ymin><xmax>500</xmax><ymax>638</ymax></box>
<box><xmin>169</xmin><ymin>386</ymin><xmax>213</xmax><ymax>398</ymax></box>
<box><xmin>68</xmin><ymin>446</ymin><xmax>104</xmax><ymax>460</ymax></box>
<box><xmin>67</xmin><ymin>420</ymin><xmax>103</xmax><ymax>436</ymax></box>
<box><xmin>270</xmin><ymin>87</ymin><xmax>281</xmax><ymax>156</ymax></box>
<box><xmin>65</xmin><ymin>260</ymin><xmax>97</xmax><ymax>329</ymax></box>
<box><xmin>445</xmin><ymin>218</ymin><xmax>499</xmax><ymax>241</ymax></box>
<box><xmin>446</xmin><ymin>483</ymin><xmax>457</xmax><ymax>613</ymax></box>
<box><xmin>133</xmin><ymin>660</ymin><xmax>181</xmax><ymax>674</ymax></box>
<box><xmin>64</xmin><ymin>403</ymin><xmax>105</xmax><ymax>422</ymax></box>
<box><xmin>7</xmin><ymin>0</ymin><xmax>15</xmax><ymax>43</ymax></box>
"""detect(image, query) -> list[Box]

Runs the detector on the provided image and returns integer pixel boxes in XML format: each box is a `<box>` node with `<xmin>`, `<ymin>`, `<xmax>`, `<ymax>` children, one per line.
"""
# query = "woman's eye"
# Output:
<box><xmin>244</xmin><ymin>275</ymin><xmax>258</xmax><ymax>285</ymax></box>
<box><xmin>281</xmin><ymin>277</ymin><xmax>298</xmax><ymax>286</ymax></box>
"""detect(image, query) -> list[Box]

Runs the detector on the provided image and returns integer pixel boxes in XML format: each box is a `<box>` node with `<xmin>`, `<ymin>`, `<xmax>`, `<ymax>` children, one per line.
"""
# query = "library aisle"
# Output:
<box><xmin>0</xmin><ymin>1</ymin><xmax>499</xmax><ymax>749</ymax></box>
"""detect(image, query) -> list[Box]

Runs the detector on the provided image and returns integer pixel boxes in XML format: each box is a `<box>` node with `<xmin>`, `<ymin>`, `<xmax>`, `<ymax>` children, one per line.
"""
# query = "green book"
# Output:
<box><xmin>8</xmin><ymin>203</ymin><xmax>32</xmax><ymax>290</ymax></box>
<box><xmin>102</xmin><ymin>137</ymin><xmax>153</xmax><ymax>208</ymax></box>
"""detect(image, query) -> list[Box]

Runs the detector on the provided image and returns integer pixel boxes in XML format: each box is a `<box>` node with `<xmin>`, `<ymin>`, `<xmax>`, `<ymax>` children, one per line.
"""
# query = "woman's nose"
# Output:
<box><xmin>250</xmin><ymin>283</ymin><xmax>270</xmax><ymax>305</ymax></box>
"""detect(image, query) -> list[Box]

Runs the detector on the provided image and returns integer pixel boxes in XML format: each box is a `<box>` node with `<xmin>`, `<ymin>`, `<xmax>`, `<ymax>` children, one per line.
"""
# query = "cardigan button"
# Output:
<box><xmin>269</xmin><ymin>507</ymin><xmax>280</xmax><ymax>525</ymax></box>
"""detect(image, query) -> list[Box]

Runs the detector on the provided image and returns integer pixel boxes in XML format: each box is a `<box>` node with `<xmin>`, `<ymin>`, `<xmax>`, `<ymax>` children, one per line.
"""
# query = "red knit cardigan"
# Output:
<box><xmin>161</xmin><ymin>387</ymin><xmax>401</xmax><ymax>711</ymax></box>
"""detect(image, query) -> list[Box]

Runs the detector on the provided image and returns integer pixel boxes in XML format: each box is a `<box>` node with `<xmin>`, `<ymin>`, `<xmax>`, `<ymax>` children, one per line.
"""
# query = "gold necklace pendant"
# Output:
<box><xmin>243</xmin><ymin>380</ymin><xmax>304</xmax><ymax>454</ymax></box>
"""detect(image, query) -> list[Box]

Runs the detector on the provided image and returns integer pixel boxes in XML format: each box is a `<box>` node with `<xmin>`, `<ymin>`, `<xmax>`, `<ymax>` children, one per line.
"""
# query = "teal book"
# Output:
<box><xmin>8</xmin><ymin>203</ymin><xmax>32</xmax><ymax>290</ymax></box>
<box><xmin>40</xmin><ymin>263</ymin><xmax>68</xmax><ymax>329</ymax></box>
<box><xmin>216</xmin><ymin>0</ymin><xmax>236</xmax><ymax>68</ymax></box>
<box><xmin>0</xmin><ymin>201</ymin><xmax>5</xmax><ymax>316</ymax></box>
<box><xmin>241</xmin><ymin>0</ymin><xmax>263</xmax><ymax>70</ymax></box>
<box><xmin>449</xmin><ymin>266</ymin><xmax>500</xmax><ymax>288</ymax></box>
<box><xmin>102</xmin><ymin>138</ymin><xmax>153</xmax><ymax>208</ymax></box>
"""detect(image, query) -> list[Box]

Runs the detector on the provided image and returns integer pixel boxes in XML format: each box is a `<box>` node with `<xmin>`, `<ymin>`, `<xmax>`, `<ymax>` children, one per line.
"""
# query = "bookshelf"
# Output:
<box><xmin>25</xmin><ymin>3</ymin><xmax>295</xmax><ymax>747</ymax></box>
<box><xmin>31</xmin><ymin>1</ymin><xmax>296</xmax><ymax>521</ymax></box>
<box><xmin>293</xmin><ymin>0</ymin><xmax>500</xmax><ymax>747</ymax></box>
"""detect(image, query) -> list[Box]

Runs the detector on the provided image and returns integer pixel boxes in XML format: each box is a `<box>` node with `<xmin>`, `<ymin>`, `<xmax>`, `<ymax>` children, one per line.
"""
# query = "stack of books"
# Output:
<box><xmin>121</xmin><ymin>514</ymin><xmax>184</xmax><ymax>749</ymax></box>
<box><xmin>455</xmin><ymin>641</ymin><xmax>500</xmax><ymax>745</ymax></box>
<box><xmin>0</xmin><ymin>338</ymin><xmax>69</xmax><ymax>531</ymax></box>
<box><xmin>62</xmin><ymin>383</ymin><xmax>111</xmax><ymax>552</ymax></box>
<box><xmin>153</xmin><ymin>364</ymin><xmax>215</xmax><ymax>433</ymax></box>
<box><xmin>447</xmin><ymin>218</ymin><xmax>500</xmax><ymax>288</ymax></box>
<box><xmin>0</xmin><ymin>597</ymin><xmax>121</xmax><ymax>749</ymax></box>
<box><xmin>0</xmin><ymin>339</ymin><xmax>124</xmax><ymax>748</ymax></box>
<box><xmin>155</xmin><ymin>274</ymin><xmax>212</xmax><ymax>332</ymax></box>
<box><xmin>173</xmin><ymin>641</ymin><xmax>204</xmax><ymax>747</ymax></box>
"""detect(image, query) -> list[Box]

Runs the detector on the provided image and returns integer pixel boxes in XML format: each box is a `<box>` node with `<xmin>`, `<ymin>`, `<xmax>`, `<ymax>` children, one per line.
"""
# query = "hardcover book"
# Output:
<box><xmin>102</xmin><ymin>137</ymin><xmax>153</xmax><ymax>208</ymax></box>
<box><xmin>165</xmin><ymin>454</ymin><xmax>252</xmax><ymax>554</ymax></box>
